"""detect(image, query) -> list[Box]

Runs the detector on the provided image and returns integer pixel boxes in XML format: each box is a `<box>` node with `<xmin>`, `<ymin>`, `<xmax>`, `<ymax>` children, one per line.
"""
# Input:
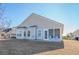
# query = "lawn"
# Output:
<box><xmin>36</xmin><ymin>40</ymin><xmax>79</xmax><ymax>55</ymax></box>
<box><xmin>0</xmin><ymin>39</ymin><xmax>64</xmax><ymax>55</ymax></box>
<box><xmin>0</xmin><ymin>39</ymin><xmax>79</xmax><ymax>55</ymax></box>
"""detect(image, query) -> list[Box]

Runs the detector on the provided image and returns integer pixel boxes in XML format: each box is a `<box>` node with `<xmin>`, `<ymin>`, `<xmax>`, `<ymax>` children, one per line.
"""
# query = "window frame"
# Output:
<box><xmin>55</xmin><ymin>29</ymin><xmax>60</xmax><ymax>38</ymax></box>
<box><xmin>27</xmin><ymin>30</ymin><xmax>30</xmax><ymax>37</ymax></box>
<box><xmin>49</xmin><ymin>29</ymin><xmax>53</xmax><ymax>39</ymax></box>
<box><xmin>38</xmin><ymin>30</ymin><xmax>41</xmax><ymax>37</ymax></box>
<box><xmin>24</xmin><ymin>31</ymin><xmax>26</xmax><ymax>37</ymax></box>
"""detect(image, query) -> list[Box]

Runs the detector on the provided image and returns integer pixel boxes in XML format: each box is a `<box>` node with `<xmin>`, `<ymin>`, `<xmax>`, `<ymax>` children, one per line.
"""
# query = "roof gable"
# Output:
<box><xmin>73</xmin><ymin>29</ymin><xmax>79</xmax><ymax>35</ymax></box>
<box><xmin>32</xmin><ymin>13</ymin><xmax>63</xmax><ymax>25</ymax></box>
<box><xmin>18</xmin><ymin>13</ymin><xmax>64</xmax><ymax>27</ymax></box>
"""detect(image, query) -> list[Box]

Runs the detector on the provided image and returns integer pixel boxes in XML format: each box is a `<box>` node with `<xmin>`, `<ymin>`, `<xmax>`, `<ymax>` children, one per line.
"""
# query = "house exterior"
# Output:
<box><xmin>0</xmin><ymin>29</ymin><xmax>9</xmax><ymax>39</ymax></box>
<box><xmin>8</xmin><ymin>27</ymin><xmax>16</xmax><ymax>38</ymax></box>
<box><xmin>16</xmin><ymin>13</ymin><xmax>64</xmax><ymax>42</ymax></box>
<box><xmin>0</xmin><ymin>31</ymin><xmax>6</xmax><ymax>39</ymax></box>
<box><xmin>0</xmin><ymin>28</ymin><xmax>11</xmax><ymax>39</ymax></box>
<box><xmin>72</xmin><ymin>29</ymin><xmax>79</xmax><ymax>40</ymax></box>
<box><xmin>0</xmin><ymin>28</ymin><xmax>16</xmax><ymax>39</ymax></box>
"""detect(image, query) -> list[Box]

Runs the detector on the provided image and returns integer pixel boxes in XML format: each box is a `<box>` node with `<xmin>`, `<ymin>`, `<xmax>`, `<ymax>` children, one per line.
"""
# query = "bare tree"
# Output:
<box><xmin>0</xmin><ymin>4</ymin><xmax>5</xmax><ymax>30</ymax></box>
<box><xmin>4</xmin><ymin>17</ymin><xmax>12</xmax><ymax>28</ymax></box>
<box><xmin>0</xmin><ymin>4</ymin><xmax>12</xmax><ymax>30</ymax></box>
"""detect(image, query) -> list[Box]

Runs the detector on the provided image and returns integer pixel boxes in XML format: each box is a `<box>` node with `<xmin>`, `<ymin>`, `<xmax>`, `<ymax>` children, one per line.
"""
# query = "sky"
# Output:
<box><xmin>1</xmin><ymin>3</ymin><xmax>79</xmax><ymax>35</ymax></box>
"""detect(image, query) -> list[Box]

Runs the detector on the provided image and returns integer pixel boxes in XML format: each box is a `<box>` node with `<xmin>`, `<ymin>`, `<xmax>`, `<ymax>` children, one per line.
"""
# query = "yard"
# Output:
<box><xmin>37</xmin><ymin>40</ymin><xmax>79</xmax><ymax>55</ymax></box>
<box><xmin>0</xmin><ymin>39</ymin><xmax>78</xmax><ymax>55</ymax></box>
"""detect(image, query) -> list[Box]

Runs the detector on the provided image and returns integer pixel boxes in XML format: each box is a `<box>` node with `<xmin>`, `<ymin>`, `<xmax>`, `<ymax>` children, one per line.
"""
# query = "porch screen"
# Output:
<box><xmin>45</xmin><ymin>31</ymin><xmax>47</xmax><ymax>39</ymax></box>
<box><xmin>24</xmin><ymin>31</ymin><xmax>26</xmax><ymax>37</ymax></box>
<box><xmin>27</xmin><ymin>30</ymin><xmax>30</xmax><ymax>37</ymax></box>
<box><xmin>38</xmin><ymin>30</ymin><xmax>41</xmax><ymax>37</ymax></box>
<box><xmin>55</xmin><ymin>29</ymin><xmax>60</xmax><ymax>38</ymax></box>
<box><xmin>49</xmin><ymin>29</ymin><xmax>53</xmax><ymax>39</ymax></box>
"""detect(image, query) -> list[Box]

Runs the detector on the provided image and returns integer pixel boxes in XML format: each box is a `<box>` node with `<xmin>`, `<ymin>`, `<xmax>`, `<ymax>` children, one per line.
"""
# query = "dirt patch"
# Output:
<box><xmin>36</xmin><ymin>40</ymin><xmax>79</xmax><ymax>55</ymax></box>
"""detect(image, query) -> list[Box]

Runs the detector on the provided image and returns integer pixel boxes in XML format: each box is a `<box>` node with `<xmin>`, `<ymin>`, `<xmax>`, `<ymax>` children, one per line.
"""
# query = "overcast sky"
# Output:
<box><xmin>2</xmin><ymin>3</ymin><xmax>79</xmax><ymax>35</ymax></box>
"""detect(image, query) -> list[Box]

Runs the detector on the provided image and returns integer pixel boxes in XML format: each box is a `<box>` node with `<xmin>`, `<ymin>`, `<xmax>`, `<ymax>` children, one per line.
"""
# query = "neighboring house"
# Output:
<box><xmin>16</xmin><ymin>13</ymin><xmax>64</xmax><ymax>42</ymax></box>
<box><xmin>72</xmin><ymin>29</ymin><xmax>79</xmax><ymax>40</ymax></box>
<box><xmin>0</xmin><ymin>29</ymin><xmax>8</xmax><ymax>39</ymax></box>
<box><xmin>66</xmin><ymin>33</ymin><xmax>74</xmax><ymax>40</ymax></box>
<box><xmin>0</xmin><ymin>28</ymin><xmax>6</xmax><ymax>39</ymax></box>
<box><xmin>0</xmin><ymin>28</ymin><xmax>11</xmax><ymax>39</ymax></box>
<box><xmin>0</xmin><ymin>28</ymin><xmax>16</xmax><ymax>39</ymax></box>
<box><xmin>8</xmin><ymin>27</ymin><xmax>16</xmax><ymax>38</ymax></box>
<box><xmin>0</xmin><ymin>31</ymin><xmax>6</xmax><ymax>39</ymax></box>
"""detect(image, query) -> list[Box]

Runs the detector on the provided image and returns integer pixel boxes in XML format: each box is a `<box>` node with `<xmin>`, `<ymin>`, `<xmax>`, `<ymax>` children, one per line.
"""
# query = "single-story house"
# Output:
<box><xmin>0</xmin><ymin>31</ymin><xmax>6</xmax><ymax>39</ymax></box>
<box><xmin>16</xmin><ymin>13</ymin><xmax>64</xmax><ymax>42</ymax></box>
<box><xmin>0</xmin><ymin>28</ymin><xmax>16</xmax><ymax>39</ymax></box>
<box><xmin>72</xmin><ymin>29</ymin><xmax>79</xmax><ymax>40</ymax></box>
<box><xmin>8</xmin><ymin>27</ymin><xmax>16</xmax><ymax>38</ymax></box>
<box><xmin>0</xmin><ymin>28</ymin><xmax>12</xmax><ymax>39</ymax></box>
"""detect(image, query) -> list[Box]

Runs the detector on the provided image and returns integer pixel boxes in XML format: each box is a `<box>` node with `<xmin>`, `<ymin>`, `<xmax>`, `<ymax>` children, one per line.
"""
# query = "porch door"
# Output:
<box><xmin>24</xmin><ymin>31</ymin><xmax>26</xmax><ymax>39</ymax></box>
<box><xmin>45</xmin><ymin>31</ymin><xmax>47</xmax><ymax>39</ymax></box>
<box><xmin>49</xmin><ymin>29</ymin><xmax>53</xmax><ymax>39</ymax></box>
<box><xmin>37</xmin><ymin>29</ymin><xmax>42</xmax><ymax>40</ymax></box>
<box><xmin>44</xmin><ymin>29</ymin><xmax>48</xmax><ymax>40</ymax></box>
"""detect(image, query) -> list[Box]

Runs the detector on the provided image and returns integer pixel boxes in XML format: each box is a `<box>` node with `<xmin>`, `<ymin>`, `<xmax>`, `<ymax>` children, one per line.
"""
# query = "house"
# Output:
<box><xmin>0</xmin><ymin>28</ymin><xmax>16</xmax><ymax>39</ymax></box>
<box><xmin>72</xmin><ymin>29</ymin><xmax>79</xmax><ymax>40</ymax></box>
<box><xmin>0</xmin><ymin>28</ymin><xmax>7</xmax><ymax>39</ymax></box>
<box><xmin>0</xmin><ymin>28</ymin><xmax>12</xmax><ymax>39</ymax></box>
<box><xmin>0</xmin><ymin>31</ymin><xmax>6</xmax><ymax>39</ymax></box>
<box><xmin>16</xmin><ymin>13</ymin><xmax>64</xmax><ymax>42</ymax></box>
<box><xmin>8</xmin><ymin>27</ymin><xmax>16</xmax><ymax>38</ymax></box>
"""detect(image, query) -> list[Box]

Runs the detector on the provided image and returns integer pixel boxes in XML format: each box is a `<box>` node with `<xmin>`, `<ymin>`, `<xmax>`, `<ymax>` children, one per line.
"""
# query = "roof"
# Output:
<box><xmin>17</xmin><ymin>26</ymin><xmax>27</xmax><ymax>29</ymax></box>
<box><xmin>72</xmin><ymin>29</ymin><xmax>79</xmax><ymax>35</ymax></box>
<box><xmin>3</xmin><ymin>28</ymin><xmax>12</xmax><ymax>33</ymax></box>
<box><xmin>18</xmin><ymin>13</ymin><xmax>64</xmax><ymax>27</ymax></box>
<box><xmin>32</xmin><ymin>13</ymin><xmax>63</xmax><ymax>25</ymax></box>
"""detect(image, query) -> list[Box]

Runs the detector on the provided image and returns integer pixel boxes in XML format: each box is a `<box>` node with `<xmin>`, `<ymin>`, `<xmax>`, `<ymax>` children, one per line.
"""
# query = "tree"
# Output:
<box><xmin>0</xmin><ymin>4</ymin><xmax>11</xmax><ymax>31</ymax></box>
<box><xmin>3</xmin><ymin>17</ymin><xmax>12</xmax><ymax>28</ymax></box>
<box><xmin>0</xmin><ymin>4</ymin><xmax>5</xmax><ymax>30</ymax></box>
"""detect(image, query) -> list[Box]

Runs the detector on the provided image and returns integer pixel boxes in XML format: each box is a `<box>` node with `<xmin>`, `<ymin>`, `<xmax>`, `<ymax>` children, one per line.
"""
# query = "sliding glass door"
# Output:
<box><xmin>49</xmin><ymin>29</ymin><xmax>53</xmax><ymax>39</ymax></box>
<box><xmin>44</xmin><ymin>29</ymin><xmax>48</xmax><ymax>40</ymax></box>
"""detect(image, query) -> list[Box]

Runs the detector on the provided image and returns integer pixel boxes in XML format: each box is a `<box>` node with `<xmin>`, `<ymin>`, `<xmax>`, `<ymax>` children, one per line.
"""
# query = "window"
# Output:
<box><xmin>17</xmin><ymin>34</ymin><xmax>21</xmax><ymax>36</ymax></box>
<box><xmin>38</xmin><ymin>30</ymin><xmax>41</xmax><ymax>37</ymax></box>
<box><xmin>49</xmin><ymin>29</ymin><xmax>53</xmax><ymax>39</ymax></box>
<box><xmin>27</xmin><ymin>30</ymin><xmax>30</xmax><ymax>37</ymax></box>
<box><xmin>1</xmin><ymin>34</ymin><xmax>4</xmax><ymax>36</ymax></box>
<box><xmin>55</xmin><ymin>29</ymin><xmax>60</xmax><ymax>38</ymax></box>
<box><xmin>45</xmin><ymin>31</ymin><xmax>47</xmax><ymax>39</ymax></box>
<box><xmin>24</xmin><ymin>31</ymin><xmax>26</xmax><ymax>37</ymax></box>
<box><xmin>17</xmin><ymin>31</ymin><xmax>22</xmax><ymax>37</ymax></box>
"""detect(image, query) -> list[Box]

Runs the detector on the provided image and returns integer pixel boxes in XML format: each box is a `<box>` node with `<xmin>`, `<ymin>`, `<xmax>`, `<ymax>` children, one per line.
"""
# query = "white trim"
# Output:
<box><xmin>43</xmin><ymin>29</ymin><xmax>48</xmax><ymax>40</ymax></box>
<box><xmin>37</xmin><ymin>28</ymin><xmax>43</xmax><ymax>40</ymax></box>
<box><xmin>16</xmin><ymin>27</ymin><xmax>62</xmax><ymax>42</ymax></box>
<box><xmin>16</xmin><ymin>29</ymin><xmax>25</xmax><ymax>39</ymax></box>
